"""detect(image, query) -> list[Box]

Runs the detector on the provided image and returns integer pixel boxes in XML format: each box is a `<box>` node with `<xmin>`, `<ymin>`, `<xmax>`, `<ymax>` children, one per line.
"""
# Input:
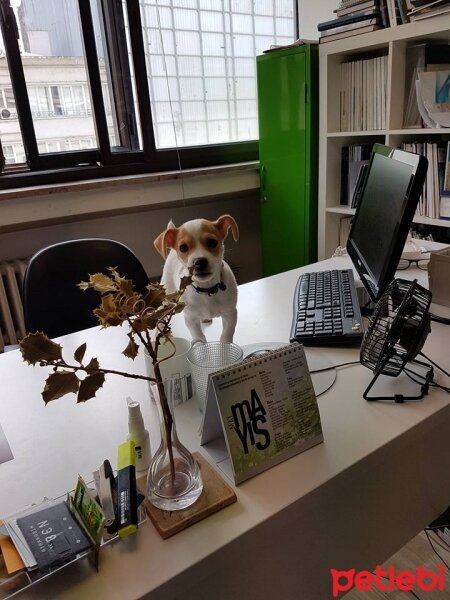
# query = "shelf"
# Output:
<box><xmin>325</xmin><ymin>206</ymin><xmax>450</xmax><ymax>228</ymax></box>
<box><xmin>318</xmin><ymin>16</ymin><xmax>450</xmax><ymax>259</ymax></box>
<box><xmin>328</xmin><ymin>129</ymin><xmax>450</xmax><ymax>137</ymax></box>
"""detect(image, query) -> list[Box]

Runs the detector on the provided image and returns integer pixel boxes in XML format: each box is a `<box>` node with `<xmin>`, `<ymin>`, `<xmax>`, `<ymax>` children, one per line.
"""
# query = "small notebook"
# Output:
<box><xmin>16</xmin><ymin>501</ymin><xmax>91</xmax><ymax>571</ymax></box>
<box><xmin>200</xmin><ymin>343</ymin><xmax>324</xmax><ymax>484</ymax></box>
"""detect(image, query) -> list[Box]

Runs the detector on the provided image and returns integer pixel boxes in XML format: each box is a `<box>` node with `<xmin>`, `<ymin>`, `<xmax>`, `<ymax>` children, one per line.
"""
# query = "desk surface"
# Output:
<box><xmin>1</xmin><ymin>256</ymin><xmax>450</xmax><ymax>600</ymax></box>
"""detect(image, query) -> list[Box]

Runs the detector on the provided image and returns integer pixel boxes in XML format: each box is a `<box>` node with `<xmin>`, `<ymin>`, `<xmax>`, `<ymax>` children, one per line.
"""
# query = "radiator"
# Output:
<box><xmin>0</xmin><ymin>259</ymin><xmax>28</xmax><ymax>351</ymax></box>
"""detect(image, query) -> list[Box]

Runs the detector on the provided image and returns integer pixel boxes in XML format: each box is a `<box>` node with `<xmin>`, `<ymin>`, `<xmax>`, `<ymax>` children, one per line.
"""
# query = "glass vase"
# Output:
<box><xmin>146</xmin><ymin>377</ymin><xmax>203</xmax><ymax>511</ymax></box>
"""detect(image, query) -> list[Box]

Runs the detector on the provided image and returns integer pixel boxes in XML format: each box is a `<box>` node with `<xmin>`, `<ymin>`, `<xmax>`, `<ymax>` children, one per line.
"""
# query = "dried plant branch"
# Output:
<box><xmin>20</xmin><ymin>267</ymin><xmax>193</xmax><ymax>486</ymax></box>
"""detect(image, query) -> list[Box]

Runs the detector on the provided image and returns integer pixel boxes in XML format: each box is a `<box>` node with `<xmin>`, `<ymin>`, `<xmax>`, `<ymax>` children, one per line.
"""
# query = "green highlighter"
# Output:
<box><xmin>117</xmin><ymin>440</ymin><xmax>138</xmax><ymax>537</ymax></box>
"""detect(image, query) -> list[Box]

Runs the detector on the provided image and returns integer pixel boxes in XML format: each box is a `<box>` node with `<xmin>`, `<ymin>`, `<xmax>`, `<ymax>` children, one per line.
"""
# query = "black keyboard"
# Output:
<box><xmin>289</xmin><ymin>269</ymin><xmax>364</xmax><ymax>345</ymax></box>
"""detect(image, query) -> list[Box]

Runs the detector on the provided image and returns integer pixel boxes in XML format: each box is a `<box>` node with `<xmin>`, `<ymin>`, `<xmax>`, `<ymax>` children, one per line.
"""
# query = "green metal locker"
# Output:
<box><xmin>257</xmin><ymin>44</ymin><xmax>318</xmax><ymax>277</ymax></box>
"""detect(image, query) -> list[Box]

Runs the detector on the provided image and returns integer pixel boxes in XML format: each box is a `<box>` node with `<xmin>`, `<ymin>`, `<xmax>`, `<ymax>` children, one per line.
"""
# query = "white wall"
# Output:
<box><xmin>297</xmin><ymin>0</ymin><xmax>337</xmax><ymax>40</ymax></box>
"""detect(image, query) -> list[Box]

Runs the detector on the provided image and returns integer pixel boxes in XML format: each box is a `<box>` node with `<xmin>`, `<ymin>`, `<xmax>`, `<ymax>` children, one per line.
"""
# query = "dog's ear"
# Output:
<box><xmin>213</xmin><ymin>215</ymin><xmax>239</xmax><ymax>242</ymax></box>
<box><xmin>154</xmin><ymin>227</ymin><xmax>179</xmax><ymax>259</ymax></box>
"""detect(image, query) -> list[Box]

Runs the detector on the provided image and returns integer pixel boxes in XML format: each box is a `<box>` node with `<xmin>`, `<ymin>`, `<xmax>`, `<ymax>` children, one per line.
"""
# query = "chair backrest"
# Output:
<box><xmin>23</xmin><ymin>239</ymin><xmax>149</xmax><ymax>338</ymax></box>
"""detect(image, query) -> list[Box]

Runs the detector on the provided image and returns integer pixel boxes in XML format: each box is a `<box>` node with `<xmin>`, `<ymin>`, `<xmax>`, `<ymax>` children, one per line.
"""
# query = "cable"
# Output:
<box><xmin>425</xmin><ymin>529</ymin><xmax>450</xmax><ymax>573</ymax></box>
<box><xmin>310</xmin><ymin>360</ymin><xmax>360</xmax><ymax>374</ymax></box>
<box><xmin>425</xmin><ymin>530</ymin><xmax>450</xmax><ymax>554</ymax></box>
<box><xmin>419</xmin><ymin>352</ymin><xmax>450</xmax><ymax>379</ymax></box>
<box><xmin>430</xmin><ymin>313</ymin><xmax>450</xmax><ymax>325</ymax></box>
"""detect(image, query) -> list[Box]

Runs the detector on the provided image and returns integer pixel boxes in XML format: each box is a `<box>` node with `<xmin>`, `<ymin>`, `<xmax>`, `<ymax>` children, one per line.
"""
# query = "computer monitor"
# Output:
<box><xmin>346</xmin><ymin>143</ymin><xmax>428</xmax><ymax>303</ymax></box>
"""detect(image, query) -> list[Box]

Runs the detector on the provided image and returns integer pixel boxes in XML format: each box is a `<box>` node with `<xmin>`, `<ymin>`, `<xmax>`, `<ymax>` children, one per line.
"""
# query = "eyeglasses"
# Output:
<box><xmin>397</xmin><ymin>255</ymin><xmax>430</xmax><ymax>271</ymax></box>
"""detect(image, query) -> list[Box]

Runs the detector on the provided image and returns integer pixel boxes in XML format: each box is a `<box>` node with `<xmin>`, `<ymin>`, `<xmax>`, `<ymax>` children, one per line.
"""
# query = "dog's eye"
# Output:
<box><xmin>206</xmin><ymin>238</ymin><xmax>218</xmax><ymax>249</ymax></box>
<box><xmin>179</xmin><ymin>243</ymin><xmax>189</xmax><ymax>253</ymax></box>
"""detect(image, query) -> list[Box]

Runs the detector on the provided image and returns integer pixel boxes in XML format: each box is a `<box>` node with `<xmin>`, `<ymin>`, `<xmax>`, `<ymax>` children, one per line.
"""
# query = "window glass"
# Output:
<box><xmin>141</xmin><ymin>0</ymin><xmax>295</xmax><ymax>149</ymax></box>
<box><xmin>16</xmin><ymin>0</ymin><xmax>98</xmax><ymax>154</ymax></box>
<box><xmin>0</xmin><ymin>27</ymin><xmax>24</xmax><ymax>168</ymax></box>
<box><xmin>0</xmin><ymin>0</ymin><xmax>294</xmax><ymax>178</ymax></box>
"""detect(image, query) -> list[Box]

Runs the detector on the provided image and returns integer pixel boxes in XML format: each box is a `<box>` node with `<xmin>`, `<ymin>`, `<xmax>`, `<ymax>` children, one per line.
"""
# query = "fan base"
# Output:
<box><xmin>363</xmin><ymin>360</ymin><xmax>434</xmax><ymax>403</ymax></box>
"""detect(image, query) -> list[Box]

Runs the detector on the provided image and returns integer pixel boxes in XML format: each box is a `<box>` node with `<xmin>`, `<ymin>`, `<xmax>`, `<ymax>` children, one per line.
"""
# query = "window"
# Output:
<box><xmin>0</xmin><ymin>0</ymin><xmax>296</xmax><ymax>188</ymax></box>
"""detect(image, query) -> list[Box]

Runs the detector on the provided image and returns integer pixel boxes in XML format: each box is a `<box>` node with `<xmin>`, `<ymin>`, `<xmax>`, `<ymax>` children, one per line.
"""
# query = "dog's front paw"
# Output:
<box><xmin>220</xmin><ymin>334</ymin><xmax>234</xmax><ymax>343</ymax></box>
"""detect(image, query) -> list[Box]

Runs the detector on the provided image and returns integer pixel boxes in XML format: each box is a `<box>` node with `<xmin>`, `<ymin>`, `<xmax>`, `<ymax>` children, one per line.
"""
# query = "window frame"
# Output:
<box><xmin>0</xmin><ymin>0</ymin><xmax>297</xmax><ymax>190</ymax></box>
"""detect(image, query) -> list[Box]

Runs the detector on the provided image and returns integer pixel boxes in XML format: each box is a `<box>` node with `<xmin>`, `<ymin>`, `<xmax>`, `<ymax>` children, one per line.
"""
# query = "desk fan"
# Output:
<box><xmin>360</xmin><ymin>278</ymin><xmax>433</xmax><ymax>402</ymax></box>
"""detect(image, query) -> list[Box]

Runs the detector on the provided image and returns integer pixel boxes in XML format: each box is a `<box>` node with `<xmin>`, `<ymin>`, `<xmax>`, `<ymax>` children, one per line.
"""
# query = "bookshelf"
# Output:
<box><xmin>318</xmin><ymin>14</ymin><xmax>450</xmax><ymax>260</ymax></box>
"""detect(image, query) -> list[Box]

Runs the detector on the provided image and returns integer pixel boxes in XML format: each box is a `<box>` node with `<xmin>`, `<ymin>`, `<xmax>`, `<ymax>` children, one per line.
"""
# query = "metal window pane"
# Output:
<box><xmin>175</xmin><ymin>31</ymin><xmax>201</xmax><ymax>55</ymax></box>
<box><xmin>182</xmin><ymin>101</ymin><xmax>205</xmax><ymax>121</ymax></box>
<box><xmin>173</xmin><ymin>9</ymin><xmax>198</xmax><ymax>31</ymax></box>
<box><xmin>208</xmin><ymin>120</ymin><xmax>230</xmax><ymax>143</ymax></box>
<box><xmin>201</xmin><ymin>33</ymin><xmax>225</xmax><ymax>57</ymax></box>
<box><xmin>200</xmin><ymin>11</ymin><xmax>223</xmax><ymax>32</ymax></box>
<box><xmin>152</xmin><ymin>77</ymin><xmax>179</xmax><ymax>102</ymax></box>
<box><xmin>230</xmin><ymin>0</ymin><xmax>252</xmax><ymax>14</ymax></box>
<box><xmin>232</xmin><ymin>35</ymin><xmax>254</xmax><ymax>57</ymax></box>
<box><xmin>154</xmin><ymin>101</ymin><xmax>181</xmax><ymax>123</ymax></box>
<box><xmin>234</xmin><ymin>58</ymin><xmax>255</xmax><ymax>77</ymax></box>
<box><xmin>276</xmin><ymin>0</ymin><xmax>295</xmax><ymax>17</ymax></box>
<box><xmin>173</xmin><ymin>0</ymin><xmax>197</xmax><ymax>8</ymax></box>
<box><xmin>179</xmin><ymin>78</ymin><xmax>203</xmax><ymax>101</ymax></box>
<box><xmin>13</xmin><ymin>0</ymin><xmax>99</xmax><ymax>156</ymax></box>
<box><xmin>254</xmin><ymin>1</ymin><xmax>275</xmax><ymax>16</ymax></box>
<box><xmin>203</xmin><ymin>56</ymin><xmax>226</xmax><ymax>77</ymax></box>
<box><xmin>231</xmin><ymin>14</ymin><xmax>253</xmax><ymax>34</ymax></box>
<box><xmin>178</xmin><ymin>56</ymin><xmax>202</xmax><ymax>76</ymax></box>
<box><xmin>276</xmin><ymin>17</ymin><xmax>294</xmax><ymax>36</ymax></box>
<box><xmin>235</xmin><ymin>78</ymin><xmax>256</xmax><ymax>100</ymax></box>
<box><xmin>255</xmin><ymin>16</ymin><xmax>274</xmax><ymax>35</ymax></box>
<box><xmin>206</xmin><ymin>101</ymin><xmax>229</xmax><ymax>120</ymax></box>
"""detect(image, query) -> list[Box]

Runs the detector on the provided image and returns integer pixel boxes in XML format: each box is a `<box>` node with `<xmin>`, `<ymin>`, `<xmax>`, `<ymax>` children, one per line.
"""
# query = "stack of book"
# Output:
<box><xmin>340</xmin><ymin>55</ymin><xmax>388</xmax><ymax>131</ymax></box>
<box><xmin>340</xmin><ymin>143</ymin><xmax>374</xmax><ymax>206</ymax></box>
<box><xmin>318</xmin><ymin>1</ymin><xmax>383</xmax><ymax>43</ymax></box>
<box><xmin>407</xmin><ymin>0</ymin><xmax>450</xmax><ymax>20</ymax></box>
<box><xmin>402</xmin><ymin>141</ymin><xmax>447</xmax><ymax>219</ymax></box>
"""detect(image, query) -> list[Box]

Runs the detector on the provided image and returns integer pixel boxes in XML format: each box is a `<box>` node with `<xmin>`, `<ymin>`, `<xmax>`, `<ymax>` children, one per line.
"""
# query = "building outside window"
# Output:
<box><xmin>0</xmin><ymin>0</ymin><xmax>296</xmax><ymax>187</ymax></box>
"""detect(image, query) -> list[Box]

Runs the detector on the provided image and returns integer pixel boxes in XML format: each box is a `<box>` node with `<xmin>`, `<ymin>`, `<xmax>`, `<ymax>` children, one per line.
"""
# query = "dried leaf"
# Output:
<box><xmin>85</xmin><ymin>357</ymin><xmax>100</xmax><ymax>373</ymax></box>
<box><xmin>120</xmin><ymin>294</ymin><xmax>142</xmax><ymax>314</ymax></box>
<box><xmin>20</xmin><ymin>332</ymin><xmax>63</xmax><ymax>365</ymax></box>
<box><xmin>77</xmin><ymin>372</ymin><xmax>105</xmax><ymax>403</ymax></box>
<box><xmin>180</xmin><ymin>274</ymin><xmax>192</xmax><ymax>290</ymax></box>
<box><xmin>74</xmin><ymin>343</ymin><xmax>87</xmax><ymax>364</ymax></box>
<box><xmin>42</xmin><ymin>371</ymin><xmax>80</xmax><ymax>404</ymax></box>
<box><xmin>93</xmin><ymin>308</ymin><xmax>123</xmax><ymax>327</ymax></box>
<box><xmin>122</xmin><ymin>336</ymin><xmax>139</xmax><ymax>360</ymax></box>
<box><xmin>116</xmin><ymin>277</ymin><xmax>135</xmax><ymax>297</ymax></box>
<box><xmin>88</xmin><ymin>273</ymin><xmax>116</xmax><ymax>293</ymax></box>
<box><xmin>143</xmin><ymin>285</ymin><xmax>166</xmax><ymax>309</ymax></box>
<box><xmin>100</xmin><ymin>293</ymin><xmax>117</xmax><ymax>313</ymax></box>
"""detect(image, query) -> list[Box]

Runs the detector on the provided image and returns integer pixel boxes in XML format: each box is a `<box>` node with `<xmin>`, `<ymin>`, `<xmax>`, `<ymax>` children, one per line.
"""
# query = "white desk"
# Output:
<box><xmin>1</xmin><ymin>256</ymin><xmax>450</xmax><ymax>600</ymax></box>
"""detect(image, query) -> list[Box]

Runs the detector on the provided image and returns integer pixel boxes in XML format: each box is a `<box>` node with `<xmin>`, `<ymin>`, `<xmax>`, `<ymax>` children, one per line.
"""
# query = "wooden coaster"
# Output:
<box><xmin>137</xmin><ymin>452</ymin><xmax>237</xmax><ymax>539</ymax></box>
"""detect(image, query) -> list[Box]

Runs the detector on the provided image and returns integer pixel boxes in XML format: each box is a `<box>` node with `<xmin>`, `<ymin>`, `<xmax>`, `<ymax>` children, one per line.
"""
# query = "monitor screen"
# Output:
<box><xmin>346</xmin><ymin>143</ymin><xmax>428</xmax><ymax>302</ymax></box>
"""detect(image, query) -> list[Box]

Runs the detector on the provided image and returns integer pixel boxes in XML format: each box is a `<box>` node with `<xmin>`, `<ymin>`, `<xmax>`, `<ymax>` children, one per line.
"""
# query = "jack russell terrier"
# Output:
<box><xmin>154</xmin><ymin>215</ymin><xmax>239</xmax><ymax>343</ymax></box>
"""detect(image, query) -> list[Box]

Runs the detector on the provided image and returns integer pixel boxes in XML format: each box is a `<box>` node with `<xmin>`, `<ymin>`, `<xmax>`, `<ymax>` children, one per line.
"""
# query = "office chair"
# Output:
<box><xmin>23</xmin><ymin>239</ymin><xmax>149</xmax><ymax>338</ymax></box>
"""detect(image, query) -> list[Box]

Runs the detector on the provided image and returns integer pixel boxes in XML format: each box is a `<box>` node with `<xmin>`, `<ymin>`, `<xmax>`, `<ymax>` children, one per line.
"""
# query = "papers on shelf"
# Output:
<box><xmin>417</xmin><ymin>70</ymin><xmax>450</xmax><ymax>127</ymax></box>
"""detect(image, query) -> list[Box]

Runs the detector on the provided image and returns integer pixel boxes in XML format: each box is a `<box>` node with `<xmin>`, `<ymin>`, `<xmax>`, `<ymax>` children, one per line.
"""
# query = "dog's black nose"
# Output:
<box><xmin>194</xmin><ymin>257</ymin><xmax>208</xmax><ymax>271</ymax></box>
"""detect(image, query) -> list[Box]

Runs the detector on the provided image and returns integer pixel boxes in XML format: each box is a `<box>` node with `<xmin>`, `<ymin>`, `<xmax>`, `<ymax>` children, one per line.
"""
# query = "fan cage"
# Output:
<box><xmin>360</xmin><ymin>278</ymin><xmax>432</xmax><ymax>378</ymax></box>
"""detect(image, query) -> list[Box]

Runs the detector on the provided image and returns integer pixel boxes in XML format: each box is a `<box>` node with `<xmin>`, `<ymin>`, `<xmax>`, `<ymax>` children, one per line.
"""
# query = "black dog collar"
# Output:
<box><xmin>191</xmin><ymin>281</ymin><xmax>227</xmax><ymax>296</ymax></box>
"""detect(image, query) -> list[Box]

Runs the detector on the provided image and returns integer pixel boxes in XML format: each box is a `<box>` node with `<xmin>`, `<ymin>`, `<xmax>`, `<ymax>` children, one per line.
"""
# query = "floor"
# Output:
<box><xmin>345</xmin><ymin>530</ymin><xmax>450</xmax><ymax>599</ymax></box>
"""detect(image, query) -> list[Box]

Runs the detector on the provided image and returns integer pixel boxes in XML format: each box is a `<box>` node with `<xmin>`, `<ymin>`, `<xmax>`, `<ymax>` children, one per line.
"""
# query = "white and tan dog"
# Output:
<box><xmin>154</xmin><ymin>215</ymin><xmax>239</xmax><ymax>343</ymax></box>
